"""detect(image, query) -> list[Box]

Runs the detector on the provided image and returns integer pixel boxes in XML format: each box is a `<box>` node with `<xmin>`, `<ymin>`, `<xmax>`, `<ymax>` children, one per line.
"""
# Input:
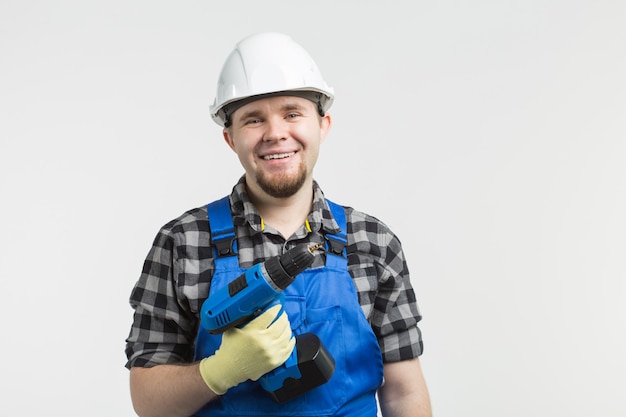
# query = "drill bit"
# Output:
<box><xmin>308</xmin><ymin>242</ymin><xmax>324</xmax><ymax>253</ymax></box>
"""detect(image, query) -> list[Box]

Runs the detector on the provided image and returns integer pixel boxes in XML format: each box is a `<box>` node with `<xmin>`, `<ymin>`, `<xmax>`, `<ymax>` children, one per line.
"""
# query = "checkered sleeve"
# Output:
<box><xmin>124</xmin><ymin>220</ymin><xmax>197</xmax><ymax>369</ymax></box>
<box><xmin>346</xmin><ymin>208</ymin><xmax>424</xmax><ymax>362</ymax></box>
<box><xmin>378</xmin><ymin>234</ymin><xmax>424</xmax><ymax>361</ymax></box>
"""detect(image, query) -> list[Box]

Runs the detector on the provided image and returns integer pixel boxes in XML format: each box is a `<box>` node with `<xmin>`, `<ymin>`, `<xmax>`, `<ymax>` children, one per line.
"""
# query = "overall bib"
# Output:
<box><xmin>193</xmin><ymin>197</ymin><xmax>383</xmax><ymax>417</ymax></box>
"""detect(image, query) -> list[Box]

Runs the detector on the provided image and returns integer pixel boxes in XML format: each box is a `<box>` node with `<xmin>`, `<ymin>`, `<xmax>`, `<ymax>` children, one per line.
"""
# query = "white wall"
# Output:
<box><xmin>1</xmin><ymin>1</ymin><xmax>624</xmax><ymax>416</ymax></box>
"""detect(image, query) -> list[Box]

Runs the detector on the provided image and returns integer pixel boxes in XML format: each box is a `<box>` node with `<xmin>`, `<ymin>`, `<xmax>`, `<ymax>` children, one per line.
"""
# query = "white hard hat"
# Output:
<box><xmin>210</xmin><ymin>32</ymin><xmax>335</xmax><ymax>127</ymax></box>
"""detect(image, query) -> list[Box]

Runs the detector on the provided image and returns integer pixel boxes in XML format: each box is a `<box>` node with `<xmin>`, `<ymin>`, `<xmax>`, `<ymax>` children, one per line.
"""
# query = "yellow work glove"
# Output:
<box><xmin>199</xmin><ymin>304</ymin><xmax>296</xmax><ymax>395</ymax></box>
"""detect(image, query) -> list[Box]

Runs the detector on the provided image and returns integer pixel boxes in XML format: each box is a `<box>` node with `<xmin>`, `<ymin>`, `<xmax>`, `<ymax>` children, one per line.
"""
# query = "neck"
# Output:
<box><xmin>246</xmin><ymin>178</ymin><xmax>314</xmax><ymax>238</ymax></box>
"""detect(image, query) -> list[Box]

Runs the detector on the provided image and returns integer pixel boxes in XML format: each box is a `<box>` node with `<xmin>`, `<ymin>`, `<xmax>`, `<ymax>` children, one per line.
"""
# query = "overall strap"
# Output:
<box><xmin>324</xmin><ymin>199</ymin><xmax>348</xmax><ymax>266</ymax></box>
<box><xmin>207</xmin><ymin>196</ymin><xmax>239</xmax><ymax>267</ymax></box>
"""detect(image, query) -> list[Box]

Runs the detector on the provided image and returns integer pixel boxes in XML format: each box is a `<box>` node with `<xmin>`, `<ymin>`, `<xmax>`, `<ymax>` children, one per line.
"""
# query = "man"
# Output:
<box><xmin>125</xmin><ymin>32</ymin><xmax>432</xmax><ymax>417</ymax></box>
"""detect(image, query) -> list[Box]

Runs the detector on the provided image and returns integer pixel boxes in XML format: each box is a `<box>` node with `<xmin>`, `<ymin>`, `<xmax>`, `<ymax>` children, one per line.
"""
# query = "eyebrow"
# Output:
<box><xmin>237</xmin><ymin>109</ymin><xmax>263</xmax><ymax>121</ymax></box>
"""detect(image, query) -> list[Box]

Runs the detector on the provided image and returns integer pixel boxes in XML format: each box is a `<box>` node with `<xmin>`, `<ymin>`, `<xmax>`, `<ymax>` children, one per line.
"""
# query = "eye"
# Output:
<box><xmin>244</xmin><ymin>118</ymin><xmax>262</xmax><ymax>125</ymax></box>
<box><xmin>285</xmin><ymin>112</ymin><xmax>300</xmax><ymax>120</ymax></box>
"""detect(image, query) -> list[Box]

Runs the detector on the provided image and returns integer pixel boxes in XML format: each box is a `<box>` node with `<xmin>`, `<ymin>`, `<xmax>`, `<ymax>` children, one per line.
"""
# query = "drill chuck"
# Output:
<box><xmin>265</xmin><ymin>243</ymin><xmax>321</xmax><ymax>290</ymax></box>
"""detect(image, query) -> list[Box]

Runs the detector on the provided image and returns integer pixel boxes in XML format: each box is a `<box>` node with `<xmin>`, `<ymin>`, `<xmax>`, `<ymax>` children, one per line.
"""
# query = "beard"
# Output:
<box><xmin>255</xmin><ymin>161</ymin><xmax>308</xmax><ymax>198</ymax></box>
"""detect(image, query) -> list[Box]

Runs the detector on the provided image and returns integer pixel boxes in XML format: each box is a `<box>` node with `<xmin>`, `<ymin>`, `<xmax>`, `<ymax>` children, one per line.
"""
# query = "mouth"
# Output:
<box><xmin>262</xmin><ymin>152</ymin><xmax>296</xmax><ymax>160</ymax></box>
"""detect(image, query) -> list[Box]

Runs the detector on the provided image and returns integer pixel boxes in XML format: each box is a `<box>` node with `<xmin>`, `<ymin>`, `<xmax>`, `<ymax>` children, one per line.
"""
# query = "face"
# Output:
<box><xmin>223</xmin><ymin>95</ymin><xmax>331</xmax><ymax>199</ymax></box>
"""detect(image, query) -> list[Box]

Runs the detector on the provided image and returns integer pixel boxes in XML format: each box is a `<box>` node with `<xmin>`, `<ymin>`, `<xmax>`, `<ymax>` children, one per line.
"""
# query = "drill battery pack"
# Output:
<box><xmin>263</xmin><ymin>332</ymin><xmax>335</xmax><ymax>403</ymax></box>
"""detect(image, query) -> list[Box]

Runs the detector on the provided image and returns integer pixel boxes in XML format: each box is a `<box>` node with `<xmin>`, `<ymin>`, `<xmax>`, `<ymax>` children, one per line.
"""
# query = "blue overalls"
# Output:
<box><xmin>193</xmin><ymin>197</ymin><xmax>384</xmax><ymax>417</ymax></box>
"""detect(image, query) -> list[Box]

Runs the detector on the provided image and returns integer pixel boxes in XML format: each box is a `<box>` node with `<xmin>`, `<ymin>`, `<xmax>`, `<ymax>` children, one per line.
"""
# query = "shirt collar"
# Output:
<box><xmin>229</xmin><ymin>175</ymin><xmax>342</xmax><ymax>236</ymax></box>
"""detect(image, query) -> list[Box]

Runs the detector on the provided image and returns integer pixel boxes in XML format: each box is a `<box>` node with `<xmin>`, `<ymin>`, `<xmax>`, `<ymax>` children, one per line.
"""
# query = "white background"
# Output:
<box><xmin>1</xmin><ymin>1</ymin><xmax>625</xmax><ymax>416</ymax></box>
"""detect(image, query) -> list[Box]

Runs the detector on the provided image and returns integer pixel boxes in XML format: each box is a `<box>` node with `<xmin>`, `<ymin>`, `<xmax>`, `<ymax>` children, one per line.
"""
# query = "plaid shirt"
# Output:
<box><xmin>125</xmin><ymin>177</ymin><xmax>423</xmax><ymax>368</ymax></box>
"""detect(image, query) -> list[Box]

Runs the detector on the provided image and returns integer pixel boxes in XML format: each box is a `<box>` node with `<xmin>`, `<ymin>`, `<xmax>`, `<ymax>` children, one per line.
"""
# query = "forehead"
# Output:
<box><xmin>234</xmin><ymin>95</ymin><xmax>316</xmax><ymax>117</ymax></box>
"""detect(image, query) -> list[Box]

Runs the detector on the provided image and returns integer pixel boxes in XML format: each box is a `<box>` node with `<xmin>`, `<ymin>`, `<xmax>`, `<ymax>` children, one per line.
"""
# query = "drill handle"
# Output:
<box><xmin>261</xmin><ymin>294</ymin><xmax>286</xmax><ymax>327</ymax></box>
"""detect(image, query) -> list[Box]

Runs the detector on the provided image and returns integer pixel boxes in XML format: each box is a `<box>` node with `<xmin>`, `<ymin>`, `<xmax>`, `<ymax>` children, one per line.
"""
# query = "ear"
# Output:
<box><xmin>320</xmin><ymin>113</ymin><xmax>332</xmax><ymax>143</ymax></box>
<box><xmin>223</xmin><ymin>128</ymin><xmax>236</xmax><ymax>152</ymax></box>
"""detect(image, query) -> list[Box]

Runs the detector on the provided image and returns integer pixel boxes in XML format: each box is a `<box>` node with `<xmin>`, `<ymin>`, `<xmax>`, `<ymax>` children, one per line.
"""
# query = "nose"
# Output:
<box><xmin>262</xmin><ymin>116</ymin><xmax>288</xmax><ymax>142</ymax></box>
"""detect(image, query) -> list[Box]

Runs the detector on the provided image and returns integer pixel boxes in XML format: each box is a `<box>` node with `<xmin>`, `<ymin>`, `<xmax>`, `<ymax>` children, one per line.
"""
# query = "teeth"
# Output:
<box><xmin>263</xmin><ymin>152</ymin><xmax>295</xmax><ymax>160</ymax></box>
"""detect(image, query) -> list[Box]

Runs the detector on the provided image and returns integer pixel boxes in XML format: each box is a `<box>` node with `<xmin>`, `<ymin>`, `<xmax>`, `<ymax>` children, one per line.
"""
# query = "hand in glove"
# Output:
<box><xmin>199</xmin><ymin>304</ymin><xmax>296</xmax><ymax>395</ymax></box>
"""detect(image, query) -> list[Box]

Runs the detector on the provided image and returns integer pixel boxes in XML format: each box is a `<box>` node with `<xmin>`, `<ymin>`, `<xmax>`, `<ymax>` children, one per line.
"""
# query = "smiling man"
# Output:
<box><xmin>125</xmin><ymin>32</ymin><xmax>432</xmax><ymax>417</ymax></box>
<box><xmin>227</xmin><ymin>96</ymin><xmax>328</xmax><ymax>199</ymax></box>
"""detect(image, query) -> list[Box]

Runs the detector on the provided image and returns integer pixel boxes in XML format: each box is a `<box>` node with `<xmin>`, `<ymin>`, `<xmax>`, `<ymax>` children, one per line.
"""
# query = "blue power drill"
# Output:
<box><xmin>199</xmin><ymin>243</ymin><xmax>335</xmax><ymax>403</ymax></box>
